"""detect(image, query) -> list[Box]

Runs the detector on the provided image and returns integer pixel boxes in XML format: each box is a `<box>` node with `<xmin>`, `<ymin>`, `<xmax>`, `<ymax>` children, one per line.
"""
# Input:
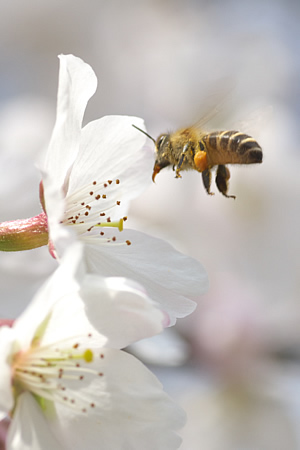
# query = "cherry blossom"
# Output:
<box><xmin>40</xmin><ymin>54</ymin><xmax>208</xmax><ymax>325</ymax></box>
<box><xmin>0</xmin><ymin>243</ymin><xmax>185</xmax><ymax>449</ymax></box>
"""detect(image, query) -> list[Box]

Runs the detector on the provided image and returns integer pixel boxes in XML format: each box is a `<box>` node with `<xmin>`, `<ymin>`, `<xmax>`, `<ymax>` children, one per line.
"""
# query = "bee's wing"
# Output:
<box><xmin>192</xmin><ymin>104</ymin><xmax>225</xmax><ymax>130</ymax></box>
<box><xmin>193</xmin><ymin>99</ymin><xmax>273</xmax><ymax>141</ymax></box>
<box><xmin>229</xmin><ymin>105</ymin><xmax>273</xmax><ymax>138</ymax></box>
<box><xmin>191</xmin><ymin>81</ymin><xmax>235</xmax><ymax>131</ymax></box>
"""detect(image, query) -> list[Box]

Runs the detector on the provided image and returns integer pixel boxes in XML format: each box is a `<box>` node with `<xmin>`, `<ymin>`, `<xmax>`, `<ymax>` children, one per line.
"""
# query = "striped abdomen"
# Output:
<box><xmin>202</xmin><ymin>130</ymin><xmax>263</xmax><ymax>167</ymax></box>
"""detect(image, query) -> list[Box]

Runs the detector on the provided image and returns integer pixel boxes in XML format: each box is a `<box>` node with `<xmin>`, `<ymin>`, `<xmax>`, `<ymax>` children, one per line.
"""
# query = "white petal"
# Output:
<box><xmin>12</xmin><ymin>242</ymin><xmax>163</xmax><ymax>350</ymax></box>
<box><xmin>13</xmin><ymin>243</ymin><xmax>85</xmax><ymax>348</ymax></box>
<box><xmin>34</xmin><ymin>275</ymin><xmax>164</xmax><ymax>350</ymax></box>
<box><xmin>7</xmin><ymin>392</ymin><xmax>65</xmax><ymax>450</ymax></box>
<box><xmin>0</xmin><ymin>327</ymin><xmax>14</xmax><ymax>418</ymax></box>
<box><xmin>80</xmin><ymin>275</ymin><xmax>164</xmax><ymax>348</ymax></box>
<box><xmin>43</xmin><ymin>55</ymin><xmax>97</xmax><ymax>188</ymax></box>
<box><xmin>68</xmin><ymin>115</ymin><xmax>152</xmax><ymax>198</ymax></box>
<box><xmin>40</xmin><ymin>170</ymin><xmax>75</xmax><ymax>257</ymax></box>
<box><xmin>55</xmin><ymin>349</ymin><xmax>184</xmax><ymax>450</ymax></box>
<box><xmin>29</xmin><ymin>288</ymin><xmax>103</xmax><ymax>350</ymax></box>
<box><xmin>85</xmin><ymin>230</ymin><xmax>208</xmax><ymax>325</ymax></box>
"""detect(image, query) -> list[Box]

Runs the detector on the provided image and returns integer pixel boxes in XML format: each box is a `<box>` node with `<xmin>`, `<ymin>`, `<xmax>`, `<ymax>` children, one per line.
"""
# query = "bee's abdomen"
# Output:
<box><xmin>203</xmin><ymin>131</ymin><xmax>263</xmax><ymax>166</ymax></box>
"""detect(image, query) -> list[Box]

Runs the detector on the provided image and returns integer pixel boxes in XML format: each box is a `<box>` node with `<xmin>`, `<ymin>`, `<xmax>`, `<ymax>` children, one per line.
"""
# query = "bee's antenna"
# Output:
<box><xmin>132</xmin><ymin>124</ymin><xmax>156</xmax><ymax>145</ymax></box>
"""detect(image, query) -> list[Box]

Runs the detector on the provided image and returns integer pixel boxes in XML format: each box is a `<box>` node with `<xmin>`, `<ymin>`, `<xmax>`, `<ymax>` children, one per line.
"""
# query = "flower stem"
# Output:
<box><xmin>0</xmin><ymin>212</ymin><xmax>49</xmax><ymax>251</ymax></box>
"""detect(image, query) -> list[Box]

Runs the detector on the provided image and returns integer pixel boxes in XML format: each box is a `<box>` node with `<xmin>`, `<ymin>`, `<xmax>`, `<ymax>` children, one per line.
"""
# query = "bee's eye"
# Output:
<box><xmin>157</xmin><ymin>135</ymin><xmax>167</xmax><ymax>149</ymax></box>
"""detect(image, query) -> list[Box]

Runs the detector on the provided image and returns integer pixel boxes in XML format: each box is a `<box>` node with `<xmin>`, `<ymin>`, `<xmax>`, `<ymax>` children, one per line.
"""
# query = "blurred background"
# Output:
<box><xmin>1</xmin><ymin>0</ymin><xmax>300</xmax><ymax>448</ymax></box>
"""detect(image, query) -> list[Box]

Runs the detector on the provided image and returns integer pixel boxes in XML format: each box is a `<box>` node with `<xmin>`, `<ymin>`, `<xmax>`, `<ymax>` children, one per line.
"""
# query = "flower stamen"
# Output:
<box><xmin>61</xmin><ymin>177</ymin><xmax>133</xmax><ymax>247</ymax></box>
<box><xmin>12</xmin><ymin>343</ymin><xmax>100</xmax><ymax>414</ymax></box>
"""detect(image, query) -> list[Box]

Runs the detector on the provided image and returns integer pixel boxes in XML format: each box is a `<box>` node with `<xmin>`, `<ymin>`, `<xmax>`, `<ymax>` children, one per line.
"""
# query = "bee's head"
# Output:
<box><xmin>132</xmin><ymin>124</ymin><xmax>171</xmax><ymax>182</ymax></box>
<box><xmin>152</xmin><ymin>133</ymin><xmax>171</xmax><ymax>182</ymax></box>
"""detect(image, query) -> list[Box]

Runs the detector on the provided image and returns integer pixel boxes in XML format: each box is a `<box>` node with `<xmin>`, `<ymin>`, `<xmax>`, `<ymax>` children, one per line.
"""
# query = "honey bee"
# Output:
<box><xmin>132</xmin><ymin>124</ymin><xmax>263</xmax><ymax>199</ymax></box>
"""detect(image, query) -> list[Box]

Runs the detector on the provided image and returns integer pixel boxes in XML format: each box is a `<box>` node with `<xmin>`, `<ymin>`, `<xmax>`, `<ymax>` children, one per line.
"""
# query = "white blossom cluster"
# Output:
<box><xmin>0</xmin><ymin>55</ymin><xmax>208</xmax><ymax>450</ymax></box>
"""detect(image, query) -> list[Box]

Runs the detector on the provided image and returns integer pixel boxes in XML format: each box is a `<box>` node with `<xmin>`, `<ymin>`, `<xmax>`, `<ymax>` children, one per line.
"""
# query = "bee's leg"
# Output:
<box><xmin>175</xmin><ymin>143</ymin><xmax>190</xmax><ymax>178</ymax></box>
<box><xmin>216</xmin><ymin>165</ymin><xmax>236</xmax><ymax>199</ymax></box>
<box><xmin>202</xmin><ymin>169</ymin><xmax>214</xmax><ymax>195</ymax></box>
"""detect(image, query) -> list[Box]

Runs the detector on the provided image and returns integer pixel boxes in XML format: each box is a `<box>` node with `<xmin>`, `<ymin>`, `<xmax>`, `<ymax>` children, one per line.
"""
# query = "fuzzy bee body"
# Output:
<box><xmin>132</xmin><ymin>123</ymin><xmax>263</xmax><ymax>198</ymax></box>
<box><xmin>203</xmin><ymin>130</ymin><xmax>263</xmax><ymax>167</ymax></box>
<box><xmin>152</xmin><ymin>127</ymin><xmax>263</xmax><ymax>198</ymax></box>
